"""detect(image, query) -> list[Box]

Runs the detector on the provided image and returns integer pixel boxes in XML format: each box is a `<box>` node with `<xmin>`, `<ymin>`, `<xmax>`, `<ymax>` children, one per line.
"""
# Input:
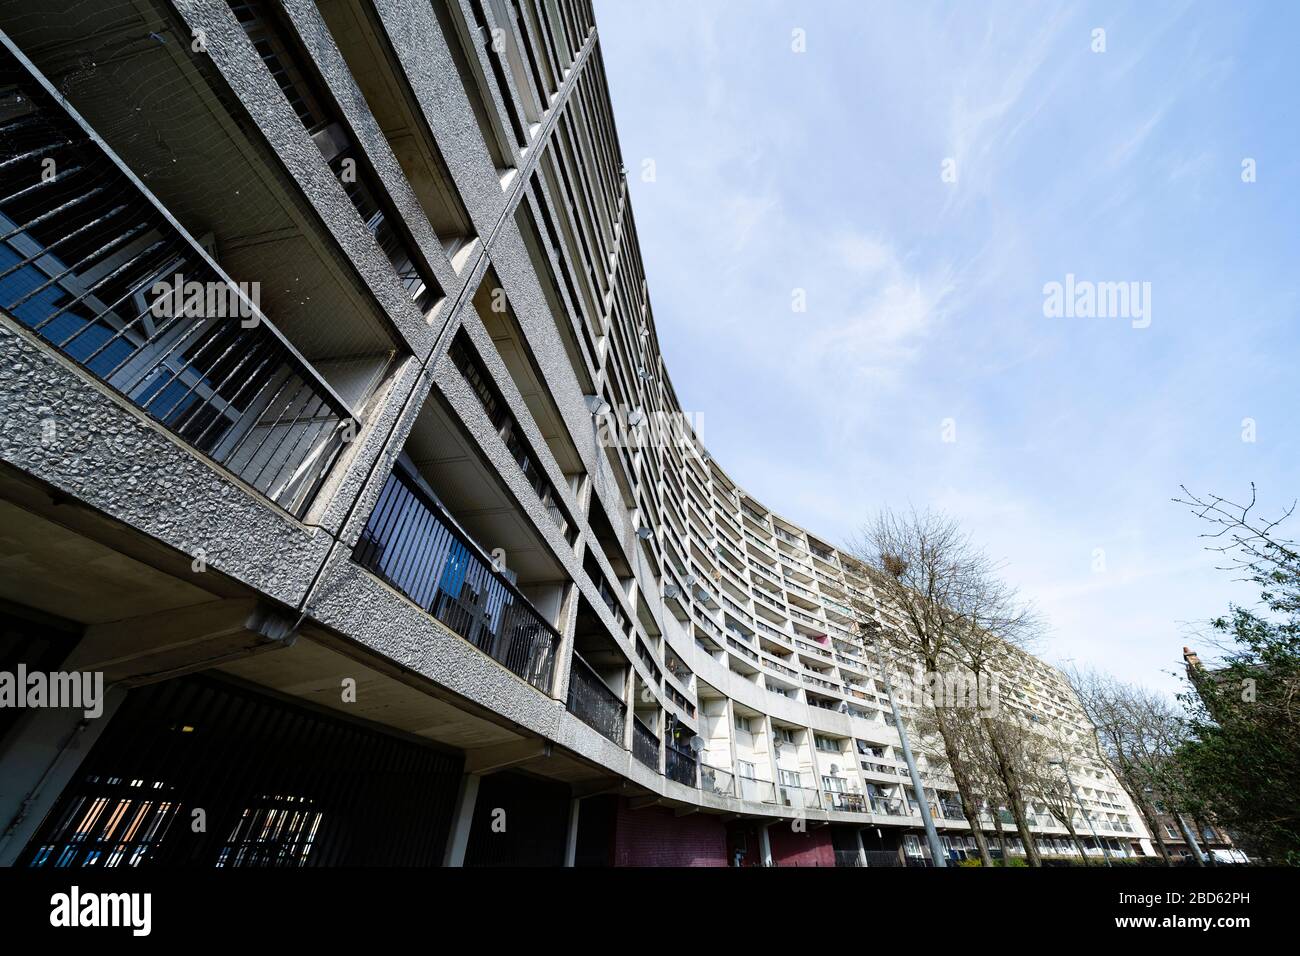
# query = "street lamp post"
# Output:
<box><xmin>1051</xmin><ymin>758</ymin><xmax>1112</xmax><ymax>867</ymax></box>
<box><xmin>877</xmin><ymin>647</ymin><xmax>947</xmax><ymax>868</ymax></box>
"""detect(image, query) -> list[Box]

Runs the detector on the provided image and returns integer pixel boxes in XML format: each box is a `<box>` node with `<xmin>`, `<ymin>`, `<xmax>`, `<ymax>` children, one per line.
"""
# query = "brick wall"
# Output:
<box><xmin>768</xmin><ymin>823</ymin><xmax>835</xmax><ymax>867</ymax></box>
<box><xmin>613</xmin><ymin>799</ymin><xmax>727</xmax><ymax>866</ymax></box>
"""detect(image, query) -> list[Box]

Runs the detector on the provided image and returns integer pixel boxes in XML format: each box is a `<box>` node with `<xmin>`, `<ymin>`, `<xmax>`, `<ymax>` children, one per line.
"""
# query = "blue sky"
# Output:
<box><xmin>593</xmin><ymin>1</ymin><xmax>1300</xmax><ymax>695</ymax></box>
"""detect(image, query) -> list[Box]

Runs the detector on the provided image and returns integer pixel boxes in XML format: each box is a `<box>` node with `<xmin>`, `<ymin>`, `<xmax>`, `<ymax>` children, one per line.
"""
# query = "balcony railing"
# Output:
<box><xmin>354</xmin><ymin>466</ymin><xmax>560</xmax><ymax>691</ymax></box>
<box><xmin>777</xmin><ymin>784</ymin><xmax>822</xmax><ymax>811</ymax></box>
<box><xmin>632</xmin><ymin>717</ymin><xmax>659</xmax><ymax>770</ymax></box>
<box><xmin>566</xmin><ymin>652</ymin><xmax>627</xmax><ymax>745</ymax></box>
<box><xmin>700</xmin><ymin>763</ymin><xmax>736</xmax><ymax>797</ymax></box>
<box><xmin>870</xmin><ymin>796</ymin><xmax>908</xmax><ymax>816</ymax></box>
<box><xmin>0</xmin><ymin>43</ymin><xmax>354</xmax><ymax>518</ymax></box>
<box><xmin>822</xmin><ymin>790</ymin><xmax>868</xmax><ymax>813</ymax></box>
<box><xmin>737</xmin><ymin>775</ymin><xmax>777</xmax><ymax>804</ymax></box>
<box><xmin>665</xmin><ymin>744</ymin><xmax>698</xmax><ymax>787</ymax></box>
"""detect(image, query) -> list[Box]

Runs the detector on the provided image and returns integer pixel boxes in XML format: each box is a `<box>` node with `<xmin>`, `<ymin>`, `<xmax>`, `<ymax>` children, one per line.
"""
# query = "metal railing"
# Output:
<box><xmin>870</xmin><ymin>796</ymin><xmax>908</xmax><ymax>816</ymax></box>
<box><xmin>566</xmin><ymin>652</ymin><xmax>627</xmax><ymax>744</ymax></box>
<box><xmin>631</xmin><ymin>717</ymin><xmax>659</xmax><ymax>770</ymax></box>
<box><xmin>0</xmin><ymin>43</ymin><xmax>354</xmax><ymax>519</ymax></box>
<box><xmin>665</xmin><ymin>744</ymin><xmax>698</xmax><ymax>787</ymax></box>
<box><xmin>823</xmin><ymin>790</ymin><xmax>868</xmax><ymax>813</ymax></box>
<box><xmin>354</xmin><ymin>467</ymin><xmax>560</xmax><ymax>691</ymax></box>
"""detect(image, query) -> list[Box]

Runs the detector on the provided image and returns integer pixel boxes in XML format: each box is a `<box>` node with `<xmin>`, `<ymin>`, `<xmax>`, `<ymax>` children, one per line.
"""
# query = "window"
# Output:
<box><xmin>814</xmin><ymin>734</ymin><xmax>840</xmax><ymax>753</ymax></box>
<box><xmin>779</xmin><ymin>769</ymin><xmax>802</xmax><ymax>787</ymax></box>
<box><xmin>737</xmin><ymin>760</ymin><xmax>755</xmax><ymax>779</ymax></box>
<box><xmin>776</xmin><ymin>728</ymin><xmax>797</xmax><ymax>745</ymax></box>
<box><xmin>733</xmin><ymin>713</ymin><xmax>752</xmax><ymax>734</ymax></box>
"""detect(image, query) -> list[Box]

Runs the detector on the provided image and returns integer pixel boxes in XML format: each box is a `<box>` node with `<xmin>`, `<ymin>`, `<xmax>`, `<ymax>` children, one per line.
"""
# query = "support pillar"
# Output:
<box><xmin>0</xmin><ymin>687</ymin><xmax>127</xmax><ymax>866</ymax></box>
<box><xmin>759</xmin><ymin>821</ymin><xmax>773</xmax><ymax>867</ymax></box>
<box><xmin>564</xmin><ymin>796</ymin><xmax>581</xmax><ymax>867</ymax></box>
<box><xmin>442</xmin><ymin>772</ymin><xmax>481</xmax><ymax>867</ymax></box>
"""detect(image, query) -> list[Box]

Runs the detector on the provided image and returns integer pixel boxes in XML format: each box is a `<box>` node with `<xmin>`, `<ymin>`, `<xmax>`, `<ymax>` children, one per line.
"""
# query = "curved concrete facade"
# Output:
<box><xmin>0</xmin><ymin>0</ymin><xmax>1148</xmax><ymax>865</ymax></box>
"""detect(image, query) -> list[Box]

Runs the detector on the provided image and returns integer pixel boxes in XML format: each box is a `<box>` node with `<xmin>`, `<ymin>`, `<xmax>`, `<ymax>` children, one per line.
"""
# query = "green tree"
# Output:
<box><xmin>1172</xmin><ymin>485</ymin><xmax>1300</xmax><ymax>864</ymax></box>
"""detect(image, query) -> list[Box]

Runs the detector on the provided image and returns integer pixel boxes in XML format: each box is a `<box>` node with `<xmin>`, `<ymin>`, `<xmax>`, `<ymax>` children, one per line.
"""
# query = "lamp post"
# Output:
<box><xmin>1051</xmin><ymin>758</ymin><xmax>1112</xmax><ymax>867</ymax></box>
<box><xmin>876</xmin><ymin>645</ymin><xmax>947</xmax><ymax>867</ymax></box>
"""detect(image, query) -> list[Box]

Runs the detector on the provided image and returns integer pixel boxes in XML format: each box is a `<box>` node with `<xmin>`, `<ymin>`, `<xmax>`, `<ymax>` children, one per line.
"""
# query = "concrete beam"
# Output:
<box><xmin>570</xmin><ymin>778</ymin><xmax>632</xmax><ymax>799</ymax></box>
<box><xmin>67</xmin><ymin>599</ymin><xmax>297</xmax><ymax>684</ymax></box>
<box><xmin>462</xmin><ymin>739</ymin><xmax>551</xmax><ymax>775</ymax></box>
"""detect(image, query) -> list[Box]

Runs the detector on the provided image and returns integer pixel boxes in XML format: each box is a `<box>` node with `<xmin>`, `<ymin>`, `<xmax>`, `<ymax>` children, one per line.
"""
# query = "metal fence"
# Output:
<box><xmin>665</xmin><ymin>744</ymin><xmax>698</xmax><ymax>787</ymax></box>
<box><xmin>631</xmin><ymin>717</ymin><xmax>659</xmax><ymax>770</ymax></box>
<box><xmin>354</xmin><ymin>467</ymin><xmax>560</xmax><ymax>692</ymax></box>
<box><xmin>566</xmin><ymin>652</ymin><xmax>626</xmax><ymax>744</ymax></box>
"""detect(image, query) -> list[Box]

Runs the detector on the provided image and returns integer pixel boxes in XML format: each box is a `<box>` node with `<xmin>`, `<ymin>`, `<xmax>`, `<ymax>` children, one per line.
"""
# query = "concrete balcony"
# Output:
<box><xmin>0</xmin><ymin>40</ymin><xmax>355</xmax><ymax>519</ymax></box>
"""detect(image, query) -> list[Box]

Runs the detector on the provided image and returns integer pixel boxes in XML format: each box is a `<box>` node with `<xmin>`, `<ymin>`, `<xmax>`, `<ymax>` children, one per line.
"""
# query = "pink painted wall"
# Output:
<box><xmin>613</xmin><ymin>800</ymin><xmax>728</xmax><ymax>866</ymax></box>
<box><xmin>768</xmin><ymin>824</ymin><xmax>835</xmax><ymax>867</ymax></box>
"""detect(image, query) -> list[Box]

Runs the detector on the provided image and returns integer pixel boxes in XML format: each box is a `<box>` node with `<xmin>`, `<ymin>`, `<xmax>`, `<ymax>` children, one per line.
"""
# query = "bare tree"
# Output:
<box><xmin>977</xmin><ymin>710</ymin><xmax>1047</xmax><ymax>866</ymax></box>
<box><xmin>912</xmin><ymin>706</ymin><xmax>1007</xmax><ymax>859</ymax></box>
<box><xmin>1065</xmin><ymin>666</ymin><xmax>1185</xmax><ymax>864</ymax></box>
<box><xmin>846</xmin><ymin>507</ymin><xmax>1041</xmax><ymax>867</ymax></box>
<box><xmin>1020</xmin><ymin>719</ymin><xmax>1092</xmax><ymax>861</ymax></box>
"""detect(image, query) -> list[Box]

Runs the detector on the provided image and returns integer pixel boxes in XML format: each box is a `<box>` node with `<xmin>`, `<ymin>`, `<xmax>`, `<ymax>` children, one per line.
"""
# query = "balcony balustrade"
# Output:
<box><xmin>354</xmin><ymin>466</ymin><xmax>560</xmax><ymax>691</ymax></box>
<box><xmin>726</xmin><ymin>636</ymin><xmax>759</xmax><ymax>662</ymax></box>
<box><xmin>635</xmin><ymin>640</ymin><xmax>662</xmax><ymax>685</ymax></box>
<box><xmin>777</xmin><ymin>784</ymin><xmax>822</xmax><ymax>811</ymax></box>
<box><xmin>566</xmin><ymin>651</ymin><xmax>628</xmax><ymax>744</ymax></box>
<box><xmin>632</xmin><ymin>717</ymin><xmax>659</xmax><ymax>770</ymax></box>
<box><xmin>737</xmin><ymin>774</ymin><xmax>776</xmax><ymax>804</ymax></box>
<box><xmin>939</xmin><ymin>801</ymin><xmax>966</xmax><ymax>820</ymax></box>
<box><xmin>700</xmin><ymin>763</ymin><xmax>736</xmax><ymax>797</ymax></box>
<box><xmin>665</xmin><ymin>743</ymin><xmax>698</xmax><ymax>787</ymax></box>
<box><xmin>664</xmin><ymin>681</ymin><xmax>696</xmax><ymax>719</ymax></box>
<box><xmin>870</xmin><ymin>796</ymin><xmax>908</xmax><ymax>816</ymax></box>
<box><xmin>822</xmin><ymin>790</ymin><xmax>868</xmax><ymax>813</ymax></box>
<box><xmin>0</xmin><ymin>44</ymin><xmax>353</xmax><ymax>518</ymax></box>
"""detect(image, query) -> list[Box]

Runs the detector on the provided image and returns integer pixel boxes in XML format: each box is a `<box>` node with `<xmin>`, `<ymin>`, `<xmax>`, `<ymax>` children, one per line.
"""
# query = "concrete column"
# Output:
<box><xmin>760</xmin><ymin>714</ymin><xmax>779</xmax><ymax>793</ymax></box>
<box><xmin>563</xmin><ymin>796</ymin><xmax>581</xmax><ymax>867</ymax></box>
<box><xmin>622</xmin><ymin>666</ymin><xmax>635</xmax><ymax>751</ymax></box>
<box><xmin>0</xmin><ymin>687</ymin><xmax>127</xmax><ymax>866</ymax></box>
<box><xmin>442</xmin><ymin>772</ymin><xmax>482</xmax><ymax>867</ymax></box>
<box><xmin>723</xmin><ymin>698</ymin><xmax>740</xmax><ymax>790</ymax></box>
<box><xmin>758</xmin><ymin>821</ymin><xmax>773</xmax><ymax>867</ymax></box>
<box><xmin>855</xmin><ymin>827</ymin><xmax>868</xmax><ymax>867</ymax></box>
